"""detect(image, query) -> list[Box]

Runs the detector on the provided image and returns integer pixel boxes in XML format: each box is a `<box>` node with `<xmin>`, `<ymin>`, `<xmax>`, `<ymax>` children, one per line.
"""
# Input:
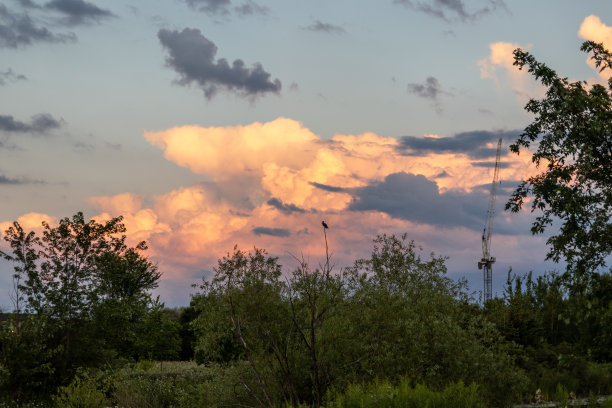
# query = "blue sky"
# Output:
<box><xmin>1</xmin><ymin>0</ymin><xmax>611</xmax><ymax>307</ymax></box>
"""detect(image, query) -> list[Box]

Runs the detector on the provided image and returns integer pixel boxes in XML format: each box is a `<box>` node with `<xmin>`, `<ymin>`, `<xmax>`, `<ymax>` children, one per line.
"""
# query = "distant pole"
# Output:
<box><xmin>322</xmin><ymin>221</ymin><xmax>329</xmax><ymax>276</ymax></box>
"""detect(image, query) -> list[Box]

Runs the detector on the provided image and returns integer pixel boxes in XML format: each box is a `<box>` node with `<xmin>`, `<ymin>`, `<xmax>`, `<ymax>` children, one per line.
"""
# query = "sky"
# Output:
<box><xmin>1</xmin><ymin>0</ymin><xmax>611</xmax><ymax>308</ymax></box>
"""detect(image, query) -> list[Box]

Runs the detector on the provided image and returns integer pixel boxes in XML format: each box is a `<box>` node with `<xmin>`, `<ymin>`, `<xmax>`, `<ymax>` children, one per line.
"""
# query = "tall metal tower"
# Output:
<box><xmin>478</xmin><ymin>138</ymin><xmax>503</xmax><ymax>302</ymax></box>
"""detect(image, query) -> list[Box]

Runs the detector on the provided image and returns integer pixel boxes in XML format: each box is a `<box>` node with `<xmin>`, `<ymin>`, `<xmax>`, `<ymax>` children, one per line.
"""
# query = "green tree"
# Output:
<box><xmin>506</xmin><ymin>41</ymin><xmax>612</xmax><ymax>274</ymax></box>
<box><xmin>135</xmin><ymin>300</ymin><xmax>182</xmax><ymax>361</ymax></box>
<box><xmin>193</xmin><ymin>246</ymin><xmax>289</xmax><ymax>407</ymax></box>
<box><xmin>0</xmin><ymin>212</ymin><xmax>163</xmax><ymax>401</ymax></box>
<box><xmin>340</xmin><ymin>234</ymin><xmax>527</xmax><ymax>406</ymax></box>
<box><xmin>0</xmin><ymin>221</ymin><xmax>41</xmax><ymax>318</ymax></box>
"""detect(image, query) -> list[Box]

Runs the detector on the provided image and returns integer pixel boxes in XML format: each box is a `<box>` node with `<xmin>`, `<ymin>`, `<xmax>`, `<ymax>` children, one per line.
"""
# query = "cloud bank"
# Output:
<box><xmin>1</xmin><ymin>117</ymin><xmax>542</xmax><ymax>305</ymax></box>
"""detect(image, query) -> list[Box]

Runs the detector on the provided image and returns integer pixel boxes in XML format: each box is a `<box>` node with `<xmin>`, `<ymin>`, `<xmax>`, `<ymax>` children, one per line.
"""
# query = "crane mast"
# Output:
<box><xmin>478</xmin><ymin>138</ymin><xmax>502</xmax><ymax>302</ymax></box>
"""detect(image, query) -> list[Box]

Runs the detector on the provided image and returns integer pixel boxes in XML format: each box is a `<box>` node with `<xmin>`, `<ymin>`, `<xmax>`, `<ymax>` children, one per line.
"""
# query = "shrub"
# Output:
<box><xmin>52</xmin><ymin>370</ymin><xmax>109</xmax><ymax>408</ymax></box>
<box><xmin>325</xmin><ymin>378</ymin><xmax>485</xmax><ymax>408</ymax></box>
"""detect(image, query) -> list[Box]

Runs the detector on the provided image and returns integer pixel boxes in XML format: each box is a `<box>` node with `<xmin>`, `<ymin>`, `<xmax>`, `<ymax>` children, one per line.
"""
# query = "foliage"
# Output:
<box><xmin>0</xmin><ymin>315</ymin><xmax>60</xmax><ymax>402</ymax></box>
<box><xmin>0</xmin><ymin>212</ymin><xmax>167</xmax><ymax>402</ymax></box>
<box><xmin>192</xmin><ymin>235</ymin><xmax>527</xmax><ymax>407</ymax></box>
<box><xmin>134</xmin><ymin>299</ymin><xmax>182</xmax><ymax>361</ymax></box>
<box><xmin>325</xmin><ymin>379</ymin><xmax>485</xmax><ymax>408</ymax></box>
<box><xmin>506</xmin><ymin>41</ymin><xmax>612</xmax><ymax>274</ymax></box>
<box><xmin>483</xmin><ymin>269</ymin><xmax>612</xmax><ymax>399</ymax></box>
<box><xmin>52</xmin><ymin>369</ymin><xmax>110</xmax><ymax>408</ymax></box>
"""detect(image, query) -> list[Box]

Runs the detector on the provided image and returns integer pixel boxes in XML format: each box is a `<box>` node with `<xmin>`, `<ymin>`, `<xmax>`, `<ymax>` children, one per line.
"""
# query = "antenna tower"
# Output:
<box><xmin>478</xmin><ymin>138</ymin><xmax>502</xmax><ymax>302</ymax></box>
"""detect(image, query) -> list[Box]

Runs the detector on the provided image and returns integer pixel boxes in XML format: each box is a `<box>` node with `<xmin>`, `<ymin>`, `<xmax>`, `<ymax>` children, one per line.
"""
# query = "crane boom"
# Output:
<box><xmin>478</xmin><ymin>138</ymin><xmax>502</xmax><ymax>302</ymax></box>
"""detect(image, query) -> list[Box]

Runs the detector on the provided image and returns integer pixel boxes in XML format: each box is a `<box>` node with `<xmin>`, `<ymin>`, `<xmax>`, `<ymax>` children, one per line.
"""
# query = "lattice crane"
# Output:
<box><xmin>478</xmin><ymin>138</ymin><xmax>502</xmax><ymax>302</ymax></box>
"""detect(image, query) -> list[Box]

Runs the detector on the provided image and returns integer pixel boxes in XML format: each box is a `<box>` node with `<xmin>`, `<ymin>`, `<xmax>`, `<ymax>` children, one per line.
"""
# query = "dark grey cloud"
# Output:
<box><xmin>397</xmin><ymin>129</ymin><xmax>519</xmax><ymax>159</ymax></box>
<box><xmin>303</xmin><ymin>20</ymin><xmax>345</xmax><ymax>35</ymax></box>
<box><xmin>183</xmin><ymin>0</ymin><xmax>268</xmax><ymax>17</ymax></box>
<box><xmin>310</xmin><ymin>182</ymin><xmax>346</xmax><ymax>193</ymax></box>
<box><xmin>0</xmin><ymin>113</ymin><xmax>62</xmax><ymax>133</ymax></box>
<box><xmin>253</xmin><ymin>227</ymin><xmax>291</xmax><ymax>237</ymax></box>
<box><xmin>267</xmin><ymin>198</ymin><xmax>306</xmax><ymax>214</ymax></box>
<box><xmin>0</xmin><ymin>173</ymin><xmax>44</xmax><ymax>185</ymax></box>
<box><xmin>0</xmin><ymin>174</ymin><xmax>20</xmax><ymax>184</ymax></box>
<box><xmin>0</xmin><ymin>68</ymin><xmax>27</xmax><ymax>85</ymax></box>
<box><xmin>158</xmin><ymin>28</ymin><xmax>281</xmax><ymax>99</ymax></box>
<box><xmin>407</xmin><ymin>76</ymin><xmax>444</xmax><ymax>99</ymax></box>
<box><xmin>44</xmin><ymin>0</ymin><xmax>115</xmax><ymax>26</ymax></box>
<box><xmin>0</xmin><ymin>4</ymin><xmax>75</xmax><ymax>48</ymax></box>
<box><xmin>350</xmin><ymin>172</ymin><xmax>484</xmax><ymax>229</ymax></box>
<box><xmin>393</xmin><ymin>0</ymin><xmax>507</xmax><ymax>22</ymax></box>
<box><xmin>348</xmin><ymin>171</ymin><xmax>531</xmax><ymax>235</ymax></box>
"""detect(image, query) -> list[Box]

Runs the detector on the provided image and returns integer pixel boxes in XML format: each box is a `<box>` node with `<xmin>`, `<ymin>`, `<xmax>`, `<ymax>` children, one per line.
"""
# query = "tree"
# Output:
<box><xmin>506</xmin><ymin>41</ymin><xmax>612</xmax><ymax>274</ymax></box>
<box><xmin>0</xmin><ymin>221</ymin><xmax>40</xmax><ymax>323</ymax></box>
<box><xmin>193</xmin><ymin>247</ymin><xmax>288</xmax><ymax>407</ymax></box>
<box><xmin>0</xmin><ymin>212</ymin><xmax>163</xmax><ymax>399</ymax></box>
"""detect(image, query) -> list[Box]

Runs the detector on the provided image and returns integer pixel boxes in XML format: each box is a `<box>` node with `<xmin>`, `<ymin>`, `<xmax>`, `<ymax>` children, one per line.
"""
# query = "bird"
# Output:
<box><xmin>322</xmin><ymin>221</ymin><xmax>329</xmax><ymax>229</ymax></box>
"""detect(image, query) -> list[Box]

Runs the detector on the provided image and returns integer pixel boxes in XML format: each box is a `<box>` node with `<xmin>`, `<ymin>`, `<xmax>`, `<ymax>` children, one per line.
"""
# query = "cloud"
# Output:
<box><xmin>144</xmin><ymin>118</ymin><xmax>536</xmax><ymax>221</ymax></box>
<box><xmin>234</xmin><ymin>1</ymin><xmax>269</xmax><ymax>16</ymax></box>
<box><xmin>393</xmin><ymin>0</ymin><xmax>507</xmax><ymax>22</ymax></box>
<box><xmin>397</xmin><ymin>129</ymin><xmax>519</xmax><ymax>159</ymax></box>
<box><xmin>470</xmin><ymin>160</ymin><xmax>510</xmax><ymax>168</ymax></box>
<box><xmin>44</xmin><ymin>0</ymin><xmax>115</xmax><ymax>26</ymax></box>
<box><xmin>144</xmin><ymin>118</ymin><xmax>318</xmax><ymax>179</ymax></box>
<box><xmin>266</xmin><ymin>198</ymin><xmax>307</xmax><ymax>214</ymax></box>
<box><xmin>407</xmin><ymin>76</ymin><xmax>445</xmax><ymax>99</ymax></box>
<box><xmin>578</xmin><ymin>15</ymin><xmax>612</xmax><ymax>80</ymax></box>
<box><xmin>0</xmin><ymin>68</ymin><xmax>27</xmax><ymax>85</ymax></box>
<box><xmin>0</xmin><ymin>213</ymin><xmax>57</xmax><ymax>237</ymax></box>
<box><xmin>406</xmin><ymin>76</ymin><xmax>450</xmax><ymax>113</ymax></box>
<box><xmin>182</xmin><ymin>0</ymin><xmax>268</xmax><ymax>17</ymax></box>
<box><xmin>183</xmin><ymin>0</ymin><xmax>231</xmax><ymax>15</ymax></box>
<box><xmin>0</xmin><ymin>4</ymin><xmax>76</xmax><ymax>48</ymax></box>
<box><xmin>0</xmin><ymin>173</ymin><xmax>45</xmax><ymax>185</ymax></box>
<box><xmin>0</xmin><ymin>113</ymin><xmax>62</xmax><ymax>133</ymax></box>
<box><xmin>252</xmin><ymin>227</ymin><xmax>291</xmax><ymax>237</ymax></box>
<box><xmin>157</xmin><ymin>28</ymin><xmax>282</xmax><ymax>99</ymax></box>
<box><xmin>310</xmin><ymin>182</ymin><xmax>345</xmax><ymax>193</ymax></box>
<box><xmin>477</xmin><ymin>41</ymin><xmax>542</xmax><ymax>100</ymax></box>
<box><xmin>3</xmin><ymin>118</ymin><xmax>541</xmax><ymax>300</ymax></box>
<box><xmin>0</xmin><ymin>174</ymin><xmax>21</xmax><ymax>184</ymax></box>
<box><xmin>89</xmin><ymin>193</ymin><xmax>145</xmax><ymax>214</ymax></box>
<box><xmin>303</xmin><ymin>20</ymin><xmax>345</xmax><ymax>35</ymax></box>
<box><xmin>0</xmin><ymin>118</ymin><xmax>549</xmax><ymax>311</ymax></box>
<box><xmin>349</xmin><ymin>172</ymin><xmax>486</xmax><ymax>229</ymax></box>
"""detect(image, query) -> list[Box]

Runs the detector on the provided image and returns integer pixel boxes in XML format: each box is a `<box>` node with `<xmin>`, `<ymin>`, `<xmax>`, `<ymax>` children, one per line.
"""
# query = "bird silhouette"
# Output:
<box><xmin>322</xmin><ymin>221</ymin><xmax>329</xmax><ymax>229</ymax></box>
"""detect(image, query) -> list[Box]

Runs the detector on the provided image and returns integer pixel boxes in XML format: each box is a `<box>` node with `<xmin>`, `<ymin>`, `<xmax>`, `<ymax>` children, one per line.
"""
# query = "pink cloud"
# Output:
<box><xmin>2</xmin><ymin>118</ymin><xmax>544</xmax><ymax>305</ymax></box>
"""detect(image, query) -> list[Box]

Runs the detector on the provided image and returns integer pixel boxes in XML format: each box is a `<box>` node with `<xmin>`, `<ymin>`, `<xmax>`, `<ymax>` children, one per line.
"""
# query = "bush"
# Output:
<box><xmin>325</xmin><ymin>379</ymin><xmax>485</xmax><ymax>408</ymax></box>
<box><xmin>52</xmin><ymin>370</ymin><xmax>109</xmax><ymax>408</ymax></box>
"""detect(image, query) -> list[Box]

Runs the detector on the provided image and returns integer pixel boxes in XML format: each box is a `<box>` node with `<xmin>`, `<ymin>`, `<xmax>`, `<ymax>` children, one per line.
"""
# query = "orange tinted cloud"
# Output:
<box><xmin>478</xmin><ymin>41</ymin><xmax>538</xmax><ymax>100</ymax></box>
<box><xmin>0</xmin><ymin>212</ymin><xmax>57</xmax><ymax>237</ymax></box>
<box><xmin>578</xmin><ymin>15</ymin><xmax>612</xmax><ymax>80</ymax></box>
<box><xmin>3</xmin><ymin>118</ymin><xmax>539</xmax><ymax>293</ymax></box>
<box><xmin>89</xmin><ymin>193</ymin><xmax>144</xmax><ymax>214</ymax></box>
<box><xmin>143</xmin><ymin>118</ymin><xmax>319</xmax><ymax>178</ymax></box>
